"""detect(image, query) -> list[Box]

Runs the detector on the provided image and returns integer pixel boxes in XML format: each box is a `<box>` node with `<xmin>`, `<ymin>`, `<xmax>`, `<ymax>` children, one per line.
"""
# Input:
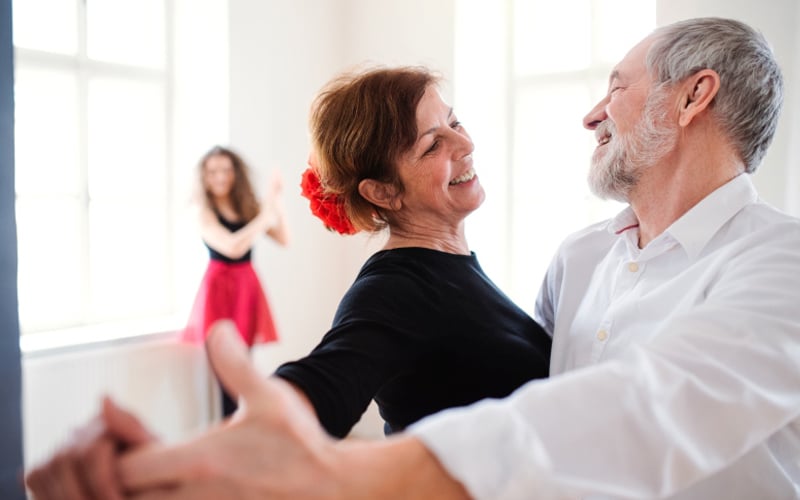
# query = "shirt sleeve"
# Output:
<box><xmin>533</xmin><ymin>250</ymin><xmax>562</xmax><ymax>337</ymax></box>
<box><xmin>275</xmin><ymin>271</ymin><xmax>434</xmax><ymax>438</ymax></box>
<box><xmin>410</xmin><ymin>225</ymin><xmax>800</xmax><ymax>499</ymax></box>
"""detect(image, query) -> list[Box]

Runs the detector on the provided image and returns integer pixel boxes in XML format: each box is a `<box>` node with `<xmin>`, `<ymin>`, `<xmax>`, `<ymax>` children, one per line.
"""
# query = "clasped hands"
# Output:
<box><xmin>25</xmin><ymin>320</ymin><xmax>338</xmax><ymax>500</ymax></box>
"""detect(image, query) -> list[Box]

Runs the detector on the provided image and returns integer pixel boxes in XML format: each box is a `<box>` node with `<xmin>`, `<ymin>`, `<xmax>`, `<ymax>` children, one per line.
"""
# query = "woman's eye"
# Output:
<box><xmin>450</xmin><ymin>120</ymin><xmax>462</xmax><ymax>129</ymax></box>
<box><xmin>424</xmin><ymin>141</ymin><xmax>440</xmax><ymax>155</ymax></box>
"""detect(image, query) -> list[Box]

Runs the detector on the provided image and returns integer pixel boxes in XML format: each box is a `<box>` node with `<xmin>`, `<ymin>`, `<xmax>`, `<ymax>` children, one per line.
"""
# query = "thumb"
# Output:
<box><xmin>205</xmin><ymin>320</ymin><xmax>265</xmax><ymax>413</ymax></box>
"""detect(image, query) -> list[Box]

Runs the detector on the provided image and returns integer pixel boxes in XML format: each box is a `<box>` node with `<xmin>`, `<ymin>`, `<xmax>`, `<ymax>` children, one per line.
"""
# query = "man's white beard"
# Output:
<box><xmin>588</xmin><ymin>90</ymin><xmax>677</xmax><ymax>202</ymax></box>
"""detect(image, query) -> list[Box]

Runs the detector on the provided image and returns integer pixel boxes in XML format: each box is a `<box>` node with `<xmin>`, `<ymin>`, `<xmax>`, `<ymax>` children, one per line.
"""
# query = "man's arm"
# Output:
<box><xmin>410</xmin><ymin>224</ymin><xmax>800</xmax><ymax>499</ymax></box>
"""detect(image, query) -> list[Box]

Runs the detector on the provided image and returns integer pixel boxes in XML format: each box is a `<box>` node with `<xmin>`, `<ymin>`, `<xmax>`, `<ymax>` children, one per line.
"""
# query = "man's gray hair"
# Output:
<box><xmin>646</xmin><ymin>17</ymin><xmax>783</xmax><ymax>173</ymax></box>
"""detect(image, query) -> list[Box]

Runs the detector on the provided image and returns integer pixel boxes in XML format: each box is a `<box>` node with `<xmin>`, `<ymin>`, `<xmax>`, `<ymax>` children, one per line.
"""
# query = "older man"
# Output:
<box><xmin>26</xmin><ymin>17</ymin><xmax>800</xmax><ymax>500</ymax></box>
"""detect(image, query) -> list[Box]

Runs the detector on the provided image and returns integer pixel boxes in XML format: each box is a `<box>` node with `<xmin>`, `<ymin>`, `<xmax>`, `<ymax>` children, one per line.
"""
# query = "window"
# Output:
<box><xmin>13</xmin><ymin>0</ymin><xmax>173</xmax><ymax>336</ymax></box>
<box><xmin>456</xmin><ymin>0</ymin><xmax>655</xmax><ymax>312</ymax></box>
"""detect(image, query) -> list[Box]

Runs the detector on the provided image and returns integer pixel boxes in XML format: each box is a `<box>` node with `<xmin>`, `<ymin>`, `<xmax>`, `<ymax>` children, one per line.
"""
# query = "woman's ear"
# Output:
<box><xmin>678</xmin><ymin>69</ymin><xmax>720</xmax><ymax>127</ymax></box>
<box><xmin>358</xmin><ymin>179</ymin><xmax>401</xmax><ymax>211</ymax></box>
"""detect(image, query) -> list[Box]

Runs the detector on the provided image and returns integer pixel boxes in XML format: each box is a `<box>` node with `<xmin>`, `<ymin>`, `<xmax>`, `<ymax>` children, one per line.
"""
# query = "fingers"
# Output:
<box><xmin>102</xmin><ymin>396</ymin><xmax>156</xmax><ymax>446</ymax></box>
<box><xmin>268</xmin><ymin>169</ymin><xmax>284</xmax><ymax>195</ymax></box>
<box><xmin>118</xmin><ymin>440</ymin><xmax>199</xmax><ymax>492</ymax></box>
<box><xmin>25</xmin><ymin>416</ymin><xmax>122</xmax><ymax>500</ymax></box>
<box><xmin>79</xmin><ymin>434</ymin><xmax>126</xmax><ymax>500</ymax></box>
<box><xmin>24</xmin><ymin>397</ymin><xmax>158</xmax><ymax>500</ymax></box>
<box><xmin>26</xmin><ymin>448</ymin><xmax>91</xmax><ymax>500</ymax></box>
<box><xmin>205</xmin><ymin>320</ymin><xmax>265</xmax><ymax>412</ymax></box>
<box><xmin>128</xmin><ymin>480</ymin><xmax>238</xmax><ymax>500</ymax></box>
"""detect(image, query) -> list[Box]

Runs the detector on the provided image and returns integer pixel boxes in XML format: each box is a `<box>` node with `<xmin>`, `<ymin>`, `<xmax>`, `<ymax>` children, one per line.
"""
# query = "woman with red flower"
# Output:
<box><xmin>182</xmin><ymin>145</ymin><xmax>290</xmax><ymax>417</ymax></box>
<box><xmin>276</xmin><ymin>65</ymin><xmax>552</xmax><ymax>438</ymax></box>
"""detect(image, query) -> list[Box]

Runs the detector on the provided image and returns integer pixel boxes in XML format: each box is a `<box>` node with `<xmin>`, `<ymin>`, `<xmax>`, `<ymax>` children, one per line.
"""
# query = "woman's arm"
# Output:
<box><xmin>117</xmin><ymin>323</ymin><xmax>469</xmax><ymax>500</ymax></box>
<box><xmin>198</xmin><ymin>205</ymin><xmax>275</xmax><ymax>260</ymax></box>
<box><xmin>266</xmin><ymin>200</ymin><xmax>290</xmax><ymax>246</ymax></box>
<box><xmin>264</xmin><ymin>169</ymin><xmax>290</xmax><ymax>246</ymax></box>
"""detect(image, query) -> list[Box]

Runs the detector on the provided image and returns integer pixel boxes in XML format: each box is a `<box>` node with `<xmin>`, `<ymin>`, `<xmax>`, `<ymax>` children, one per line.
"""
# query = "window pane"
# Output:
<box><xmin>88</xmin><ymin>198</ymin><xmax>169</xmax><ymax>321</ymax></box>
<box><xmin>514</xmin><ymin>0</ymin><xmax>591</xmax><ymax>75</ymax></box>
<box><xmin>86</xmin><ymin>0</ymin><xmax>166</xmax><ymax>68</ymax></box>
<box><xmin>14</xmin><ymin>67</ymin><xmax>81</xmax><ymax>196</ymax></box>
<box><xmin>12</xmin><ymin>0</ymin><xmax>78</xmax><ymax>54</ymax></box>
<box><xmin>16</xmin><ymin>197</ymin><xmax>84</xmax><ymax>332</ymax></box>
<box><xmin>592</xmin><ymin>0</ymin><xmax>656</xmax><ymax>64</ymax></box>
<box><xmin>87</xmin><ymin>77</ymin><xmax>167</xmax><ymax>197</ymax></box>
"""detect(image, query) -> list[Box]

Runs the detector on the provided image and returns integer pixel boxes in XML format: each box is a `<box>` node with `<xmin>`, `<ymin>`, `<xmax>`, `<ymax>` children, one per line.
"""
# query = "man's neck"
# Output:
<box><xmin>629</xmin><ymin>151</ymin><xmax>743</xmax><ymax>248</ymax></box>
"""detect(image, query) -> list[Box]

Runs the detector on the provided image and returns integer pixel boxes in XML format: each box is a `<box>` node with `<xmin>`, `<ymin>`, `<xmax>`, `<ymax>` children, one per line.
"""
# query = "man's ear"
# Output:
<box><xmin>678</xmin><ymin>69</ymin><xmax>720</xmax><ymax>127</ymax></box>
<box><xmin>358</xmin><ymin>179</ymin><xmax>401</xmax><ymax>211</ymax></box>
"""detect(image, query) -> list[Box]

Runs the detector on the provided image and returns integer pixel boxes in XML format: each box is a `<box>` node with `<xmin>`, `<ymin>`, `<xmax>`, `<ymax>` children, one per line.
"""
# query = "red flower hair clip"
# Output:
<box><xmin>300</xmin><ymin>167</ymin><xmax>357</xmax><ymax>235</ymax></box>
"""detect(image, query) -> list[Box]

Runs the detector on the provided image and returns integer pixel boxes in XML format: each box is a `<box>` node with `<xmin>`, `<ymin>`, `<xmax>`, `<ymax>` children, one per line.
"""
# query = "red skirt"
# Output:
<box><xmin>182</xmin><ymin>259</ymin><xmax>279</xmax><ymax>347</ymax></box>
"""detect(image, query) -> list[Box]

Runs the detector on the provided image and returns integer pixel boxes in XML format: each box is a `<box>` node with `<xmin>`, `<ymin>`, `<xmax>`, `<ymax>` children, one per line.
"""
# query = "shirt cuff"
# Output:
<box><xmin>408</xmin><ymin>396</ymin><xmax>560</xmax><ymax>500</ymax></box>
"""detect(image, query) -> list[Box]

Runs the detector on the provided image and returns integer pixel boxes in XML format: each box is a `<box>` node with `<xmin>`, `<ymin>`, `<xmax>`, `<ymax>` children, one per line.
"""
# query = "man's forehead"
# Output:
<box><xmin>610</xmin><ymin>35</ymin><xmax>656</xmax><ymax>81</ymax></box>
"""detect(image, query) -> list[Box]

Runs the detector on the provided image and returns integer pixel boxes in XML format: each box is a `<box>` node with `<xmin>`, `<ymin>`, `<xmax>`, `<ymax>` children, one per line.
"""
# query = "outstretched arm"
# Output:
<box><xmin>120</xmin><ymin>321</ymin><xmax>470</xmax><ymax>500</ymax></box>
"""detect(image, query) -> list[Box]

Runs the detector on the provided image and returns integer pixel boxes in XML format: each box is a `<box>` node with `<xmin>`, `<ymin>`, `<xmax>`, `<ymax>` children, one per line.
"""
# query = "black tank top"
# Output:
<box><xmin>205</xmin><ymin>211</ymin><xmax>252</xmax><ymax>263</ymax></box>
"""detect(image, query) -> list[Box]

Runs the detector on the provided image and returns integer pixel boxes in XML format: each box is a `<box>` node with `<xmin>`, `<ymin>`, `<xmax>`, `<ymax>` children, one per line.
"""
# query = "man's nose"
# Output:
<box><xmin>583</xmin><ymin>97</ymin><xmax>608</xmax><ymax>130</ymax></box>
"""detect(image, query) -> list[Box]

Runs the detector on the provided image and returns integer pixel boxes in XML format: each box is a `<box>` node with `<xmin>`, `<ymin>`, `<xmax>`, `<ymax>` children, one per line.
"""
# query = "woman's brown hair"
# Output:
<box><xmin>199</xmin><ymin>145</ymin><xmax>260</xmax><ymax>222</ymax></box>
<box><xmin>310</xmin><ymin>65</ymin><xmax>440</xmax><ymax>232</ymax></box>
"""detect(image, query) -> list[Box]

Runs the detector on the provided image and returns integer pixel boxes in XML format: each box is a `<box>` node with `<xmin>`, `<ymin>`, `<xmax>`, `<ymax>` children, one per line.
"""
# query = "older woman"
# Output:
<box><xmin>274</xmin><ymin>66</ymin><xmax>551</xmax><ymax>437</ymax></box>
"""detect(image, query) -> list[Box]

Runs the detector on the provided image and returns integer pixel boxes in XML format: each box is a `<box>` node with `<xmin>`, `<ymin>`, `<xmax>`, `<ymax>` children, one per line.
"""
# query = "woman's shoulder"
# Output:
<box><xmin>343</xmin><ymin>249</ymin><xmax>449</xmax><ymax>302</ymax></box>
<box><xmin>365</xmin><ymin>246</ymin><xmax>473</xmax><ymax>270</ymax></box>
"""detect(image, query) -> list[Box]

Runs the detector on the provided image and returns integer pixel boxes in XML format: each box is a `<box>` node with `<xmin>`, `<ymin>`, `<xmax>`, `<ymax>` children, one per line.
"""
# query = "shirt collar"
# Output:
<box><xmin>606</xmin><ymin>174</ymin><xmax>758</xmax><ymax>260</ymax></box>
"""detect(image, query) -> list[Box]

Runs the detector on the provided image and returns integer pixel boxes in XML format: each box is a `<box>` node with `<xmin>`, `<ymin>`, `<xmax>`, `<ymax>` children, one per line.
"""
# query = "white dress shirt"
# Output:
<box><xmin>410</xmin><ymin>174</ymin><xmax>800</xmax><ymax>499</ymax></box>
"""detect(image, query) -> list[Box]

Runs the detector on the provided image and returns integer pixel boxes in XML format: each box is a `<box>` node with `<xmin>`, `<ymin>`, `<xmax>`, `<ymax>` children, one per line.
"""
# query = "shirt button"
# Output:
<box><xmin>628</xmin><ymin>262</ymin><xmax>639</xmax><ymax>272</ymax></box>
<box><xmin>597</xmin><ymin>329</ymin><xmax>608</xmax><ymax>341</ymax></box>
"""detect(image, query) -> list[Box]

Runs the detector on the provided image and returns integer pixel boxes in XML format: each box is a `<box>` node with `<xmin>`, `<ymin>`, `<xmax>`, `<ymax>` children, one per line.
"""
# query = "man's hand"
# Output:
<box><xmin>24</xmin><ymin>395</ymin><xmax>156</xmax><ymax>499</ymax></box>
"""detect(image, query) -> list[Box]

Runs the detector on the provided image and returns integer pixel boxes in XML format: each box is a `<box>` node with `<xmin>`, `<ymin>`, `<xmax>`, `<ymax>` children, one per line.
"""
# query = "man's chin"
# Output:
<box><xmin>588</xmin><ymin>173</ymin><xmax>630</xmax><ymax>203</ymax></box>
<box><xmin>595</xmin><ymin>189</ymin><xmax>629</xmax><ymax>203</ymax></box>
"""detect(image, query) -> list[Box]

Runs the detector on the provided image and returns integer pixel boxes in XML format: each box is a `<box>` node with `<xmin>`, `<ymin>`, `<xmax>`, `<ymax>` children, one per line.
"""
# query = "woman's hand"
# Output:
<box><xmin>263</xmin><ymin>169</ymin><xmax>290</xmax><ymax>246</ymax></box>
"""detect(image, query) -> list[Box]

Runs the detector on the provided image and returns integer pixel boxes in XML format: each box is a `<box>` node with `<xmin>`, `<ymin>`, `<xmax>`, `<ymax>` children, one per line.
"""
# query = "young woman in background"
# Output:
<box><xmin>183</xmin><ymin>145</ymin><xmax>289</xmax><ymax>417</ymax></box>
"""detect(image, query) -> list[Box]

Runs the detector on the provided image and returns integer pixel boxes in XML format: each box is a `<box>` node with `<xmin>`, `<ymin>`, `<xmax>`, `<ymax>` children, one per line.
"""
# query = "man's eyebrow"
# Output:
<box><xmin>608</xmin><ymin>69</ymin><xmax>620</xmax><ymax>85</ymax></box>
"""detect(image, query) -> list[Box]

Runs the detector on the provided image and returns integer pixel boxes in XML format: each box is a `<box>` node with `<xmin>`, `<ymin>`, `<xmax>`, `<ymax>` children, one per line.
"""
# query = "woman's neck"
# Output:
<box><xmin>212</xmin><ymin>197</ymin><xmax>239</xmax><ymax>221</ymax></box>
<box><xmin>383</xmin><ymin>225</ymin><xmax>470</xmax><ymax>255</ymax></box>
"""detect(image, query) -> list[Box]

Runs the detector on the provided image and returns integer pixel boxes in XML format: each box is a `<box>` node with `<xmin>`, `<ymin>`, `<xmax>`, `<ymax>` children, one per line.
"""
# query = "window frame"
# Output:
<box><xmin>14</xmin><ymin>0</ymin><xmax>179</xmax><ymax>341</ymax></box>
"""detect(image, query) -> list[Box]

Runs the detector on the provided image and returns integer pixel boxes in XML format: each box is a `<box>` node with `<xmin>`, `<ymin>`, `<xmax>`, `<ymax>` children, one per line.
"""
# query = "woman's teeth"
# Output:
<box><xmin>450</xmin><ymin>169</ymin><xmax>476</xmax><ymax>185</ymax></box>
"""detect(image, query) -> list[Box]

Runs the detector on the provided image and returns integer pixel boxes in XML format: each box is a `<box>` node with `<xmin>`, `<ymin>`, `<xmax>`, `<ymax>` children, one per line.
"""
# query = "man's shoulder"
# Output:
<box><xmin>745</xmin><ymin>199</ymin><xmax>800</xmax><ymax>225</ymax></box>
<box><xmin>733</xmin><ymin>200</ymin><xmax>800</xmax><ymax>243</ymax></box>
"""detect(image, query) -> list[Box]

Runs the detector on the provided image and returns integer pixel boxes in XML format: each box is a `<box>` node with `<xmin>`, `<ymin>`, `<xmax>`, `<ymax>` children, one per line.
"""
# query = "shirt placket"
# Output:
<box><xmin>590</xmin><ymin>237</ymin><xmax>645</xmax><ymax>363</ymax></box>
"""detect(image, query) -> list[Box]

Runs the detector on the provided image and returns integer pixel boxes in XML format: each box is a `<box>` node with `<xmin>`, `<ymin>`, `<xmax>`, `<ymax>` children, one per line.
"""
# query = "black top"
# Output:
<box><xmin>205</xmin><ymin>211</ymin><xmax>251</xmax><ymax>263</ymax></box>
<box><xmin>275</xmin><ymin>247</ymin><xmax>551</xmax><ymax>438</ymax></box>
